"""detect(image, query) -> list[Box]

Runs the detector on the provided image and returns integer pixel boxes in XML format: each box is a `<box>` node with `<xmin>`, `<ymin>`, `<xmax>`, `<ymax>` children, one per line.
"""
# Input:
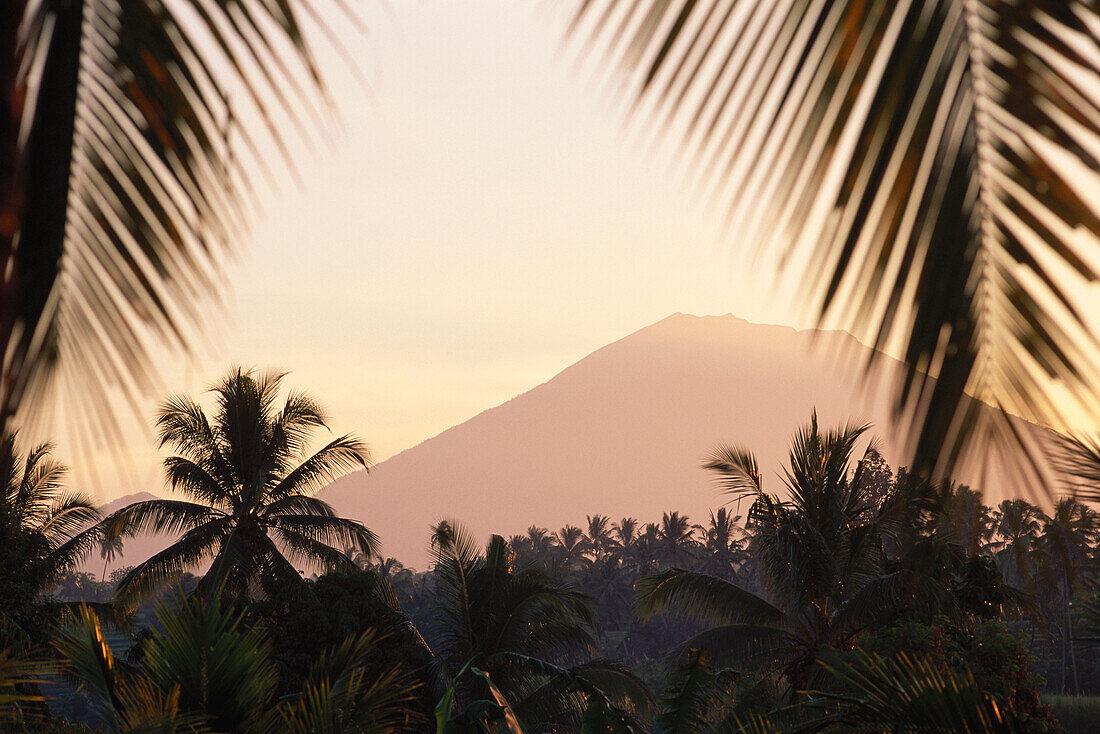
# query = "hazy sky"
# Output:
<box><xmin>70</xmin><ymin>0</ymin><xmax>1100</xmax><ymax>501</ymax></box>
<box><xmin>72</xmin><ymin>1</ymin><xmax>821</xmax><ymax>499</ymax></box>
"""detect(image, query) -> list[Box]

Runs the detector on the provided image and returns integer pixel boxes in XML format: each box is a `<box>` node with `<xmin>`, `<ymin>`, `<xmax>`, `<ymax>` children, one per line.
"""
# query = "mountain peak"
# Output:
<box><xmin>319</xmin><ymin>314</ymin><xmax>908</xmax><ymax>569</ymax></box>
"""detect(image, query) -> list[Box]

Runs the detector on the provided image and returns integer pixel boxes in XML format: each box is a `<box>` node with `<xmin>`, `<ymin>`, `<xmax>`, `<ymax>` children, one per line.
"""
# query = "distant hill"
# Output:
<box><xmin>319</xmin><ymin>313</ymin><xmax>967</xmax><ymax>569</ymax></box>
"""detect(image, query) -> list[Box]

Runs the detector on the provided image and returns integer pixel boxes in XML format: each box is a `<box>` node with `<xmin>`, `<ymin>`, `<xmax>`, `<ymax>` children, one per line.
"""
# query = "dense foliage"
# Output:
<box><xmin>8</xmin><ymin>407</ymin><xmax>1100</xmax><ymax>731</ymax></box>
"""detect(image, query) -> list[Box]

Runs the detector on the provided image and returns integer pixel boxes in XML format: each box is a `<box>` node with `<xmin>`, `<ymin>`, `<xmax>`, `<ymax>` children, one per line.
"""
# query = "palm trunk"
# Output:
<box><xmin>1064</xmin><ymin>571</ymin><xmax>1080</xmax><ymax>694</ymax></box>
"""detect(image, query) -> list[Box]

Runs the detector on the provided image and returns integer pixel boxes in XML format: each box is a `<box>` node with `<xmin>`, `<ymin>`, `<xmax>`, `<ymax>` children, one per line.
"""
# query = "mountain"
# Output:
<box><xmin>319</xmin><ymin>313</ymin><xmax>960</xmax><ymax>569</ymax></box>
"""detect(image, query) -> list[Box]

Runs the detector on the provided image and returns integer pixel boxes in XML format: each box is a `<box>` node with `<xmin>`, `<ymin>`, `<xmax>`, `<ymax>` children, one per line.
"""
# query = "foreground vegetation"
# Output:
<box><xmin>4</xmin><ymin>373</ymin><xmax>1100</xmax><ymax>731</ymax></box>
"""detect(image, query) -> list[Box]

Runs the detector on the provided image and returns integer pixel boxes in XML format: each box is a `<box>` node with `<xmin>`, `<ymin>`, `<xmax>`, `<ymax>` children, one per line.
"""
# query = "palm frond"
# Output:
<box><xmin>267</xmin><ymin>510</ymin><xmax>376</xmax><ymax>552</ymax></box>
<box><xmin>267</xmin><ymin>435</ymin><xmax>370</xmax><ymax>501</ymax></box>
<box><xmin>654</xmin><ymin>650</ymin><xmax>738</xmax><ymax>734</ymax></box>
<box><xmin>36</xmin><ymin>490</ymin><xmax>99</xmax><ymax>542</ymax></box>
<box><xmin>636</xmin><ymin>568</ymin><xmax>786</xmax><ymax>627</ymax></box>
<box><xmin>494</xmin><ymin>653</ymin><xmax>655</xmax><ymax>720</ymax></box>
<box><xmin>274</xmin><ymin>524</ymin><xmax>363</xmax><ymax>573</ymax></box>
<box><xmin>571</xmin><ymin>0</ymin><xmax>1100</xmax><ymax>480</ymax></box>
<box><xmin>143</xmin><ymin>592</ymin><xmax>277</xmax><ymax>733</ymax></box>
<box><xmin>828</xmin><ymin>570</ymin><xmax>953</xmax><ymax>643</ymax></box>
<box><xmin>114</xmin><ymin>516</ymin><xmax>231</xmax><ymax>602</ymax></box>
<box><xmin>429</xmin><ymin>520</ymin><xmax>481</xmax><ymax>664</ymax></box>
<box><xmin>161</xmin><ymin>457</ymin><xmax>232</xmax><ymax>508</ymax></box>
<box><xmin>1053</xmin><ymin>431</ymin><xmax>1100</xmax><ymax>501</ymax></box>
<box><xmin>674</xmin><ymin>624</ymin><xmax>792</xmax><ymax>673</ymax></box>
<box><xmin>100</xmin><ymin>498</ymin><xmax>223</xmax><ymax>541</ymax></box>
<box><xmin>810</xmin><ymin>651</ymin><xmax>1025</xmax><ymax>732</ymax></box>
<box><xmin>53</xmin><ymin>605</ymin><xmax>126</xmax><ymax>721</ymax></box>
<box><xmin>275</xmin><ymin>636</ymin><xmax>424</xmax><ymax>734</ymax></box>
<box><xmin>0</xmin><ymin>647</ymin><xmax>56</xmax><ymax>725</ymax></box>
<box><xmin>8</xmin><ymin>0</ymin><xmax>350</xmax><ymax>445</ymax></box>
<box><xmin>703</xmin><ymin>445</ymin><xmax>763</xmax><ymax>499</ymax></box>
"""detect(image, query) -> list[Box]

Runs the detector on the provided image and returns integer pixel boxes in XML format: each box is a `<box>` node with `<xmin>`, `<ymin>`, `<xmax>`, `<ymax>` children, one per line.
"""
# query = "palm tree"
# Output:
<box><xmin>638</xmin><ymin>415</ymin><xmax>928</xmax><ymax>698</ymax></box>
<box><xmin>527</xmin><ymin>525</ymin><xmax>558</xmax><ymax>558</ymax></box>
<box><xmin>101</xmin><ymin>368</ymin><xmax>376</xmax><ymax>602</ymax></box>
<box><xmin>933</xmin><ymin>484</ymin><xmax>995</xmax><ymax>556</ymax></box>
<box><xmin>571</xmin><ymin>1</ymin><xmax>1100</xmax><ymax>483</ymax></box>
<box><xmin>554</xmin><ymin>524</ymin><xmax>592</xmax><ymax>575</ymax></box>
<box><xmin>426</xmin><ymin>520</ymin><xmax>652</xmax><ymax>728</ymax></box>
<box><xmin>612</xmin><ymin>517</ymin><xmax>638</xmax><ymax>550</ymax></box>
<box><xmin>656</xmin><ymin>511</ymin><xmax>697</xmax><ymax>568</ymax></box>
<box><xmin>611</xmin><ymin>517</ymin><xmax>640</xmax><ymax>571</ymax></box>
<box><xmin>2</xmin><ymin>0</ymin><xmax>352</xmax><ymax>444</ymax></box>
<box><xmin>0</xmin><ymin>434</ymin><xmax>99</xmax><ymax>647</ymax></box>
<box><xmin>699</xmin><ymin>508</ymin><xmax>744</xmax><ymax>580</ymax></box>
<box><xmin>1039</xmin><ymin>497</ymin><xmax>1097</xmax><ymax>693</ymax></box>
<box><xmin>585</xmin><ymin>514</ymin><xmax>615</xmax><ymax>562</ymax></box>
<box><xmin>990</xmin><ymin>498</ymin><xmax>1043</xmax><ymax>593</ymax></box>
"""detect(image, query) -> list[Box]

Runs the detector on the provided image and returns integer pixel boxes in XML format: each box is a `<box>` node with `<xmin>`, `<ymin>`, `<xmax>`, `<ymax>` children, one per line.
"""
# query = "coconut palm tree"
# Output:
<box><xmin>638</xmin><ymin>415</ymin><xmax>932</xmax><ymax>699</ymax></box>
<box><xmin>698</xmin><ymin>508</ymin><xmax>745</xmax><ymax>580</ymax></box>
<box><xmin>2</xmin><ymin>0</ymin><xmax>353</xmax><ymax>445</ymax></box>
<box><xmin>1038</xmin><ymin>497</ymin><xmax>1097</xmax><ymax>693</ymax></box>
<box><xmin>571</xmin><ymin>1</ymin><xmax>1100</xmax><ymax>483</ymax></box>
<box><xmin>990</xmin><ymin>499</ymin><xmax>1044</xmax><ymax>593</ymax></box>
<box><xmin>656</xmin><ymin>511</ymin><xmax>698</xmax><ymax>568</ymax></box>
<box><xmin>100</xmin><ymin>368</ymin><xmax>376</xmax><ymax>602</ymax></box>
<box><xmin>585</xmin><ymin>514</ymin><xmax>615</xmax><ymax>563</ymax></box>
<box><xmin>0</xmin><ymin>434</ymin><xmax>100</xmax><ymax>647</ymax></box>
<box><xmin>426</xmin><ymin>520</ymin><xmax>652</xmax><ymax>729</ymax></box>
<box><xmin>554</xmin><ymin>524</ymin><xmax>592</xmax><ymax>575</ymax></box>
<box><xmin>610</xmin><ymin>517</ymin><xmax>640</xmax><ymax>572</ymax></box>
<box><xmin>933</xmin><ymin>484</ymin><xmax>995</xmax><ymax>557</ymax></box>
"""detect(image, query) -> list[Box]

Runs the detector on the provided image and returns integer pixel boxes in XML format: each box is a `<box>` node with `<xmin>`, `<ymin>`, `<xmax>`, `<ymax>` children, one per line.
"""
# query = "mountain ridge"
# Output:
<box><xmin>318</xmin><ymin>312</ymin><xmax>926</xmax><ymax>569</ymax></box>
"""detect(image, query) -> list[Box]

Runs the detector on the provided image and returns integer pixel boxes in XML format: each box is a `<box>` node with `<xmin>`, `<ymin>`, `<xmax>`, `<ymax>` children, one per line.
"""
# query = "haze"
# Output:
<box><xmin>61</xmin><ymin>1</ymin><xmax>1100</xmax><ymax>504</ymax></box>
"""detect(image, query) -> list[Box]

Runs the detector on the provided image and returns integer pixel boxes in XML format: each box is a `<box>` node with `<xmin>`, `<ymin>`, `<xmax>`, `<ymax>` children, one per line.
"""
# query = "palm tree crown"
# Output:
<box><xmin>639</xmin><ymin>414</ymin><xmax>922</xmax><ymax>697</ymax></box>
<box><xmin>0</xmin><ymin>434</ymin><xmax>99</xmax><ymax>645</ymax></box>
<box><xmin>102</xmin><ymin>368</ymin><xmax>375</xmax><ymax>601</ymax></box>
<box><xmin>426</xmin><ymin>520</ymin><xmax>651</xmax><ymax>727</ymax></box>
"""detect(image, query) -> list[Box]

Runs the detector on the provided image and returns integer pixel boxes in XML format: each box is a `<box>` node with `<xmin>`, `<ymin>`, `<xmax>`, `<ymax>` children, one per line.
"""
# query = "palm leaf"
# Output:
<box><xmin>266</xmin><ymin>436</ymin><xmax>370</xmax><ymax>501</ymax></box>
<box><xmin>703</xmin><ymin>445</ymin><xmax>764</xmax><ymax>500</ymax></box>
<box><xmin>571</xmin><ymin>0</ymin><xmax>1100</xmax><ymax>481</ymax></box>
<box><xmin>636</xmin><ymin>568</ymin><xmax>786</xmax><ymax>627</ymax></box>
<box><xmin>114</xmin><ymin>516</ymin><xmax>232</xmax><ymax>602</ymax></box>
<box><xmin>490</xmin><ymin>652</ymin><xmax>655</xmax><ymax>724</ymax></box>
<box><xmin>1053</xmin><ymin>431</ymin><xmax>1100</xmax><ymax>502</ymax></box>
<box><xmin>5</xmin><ymin>0</ymin><xmax>353</xmax><ymax>447</ymax></box>
<box><xmin>809</xmin><ymin>651</ymin><xmax>1025</xmax><ymax>732</ymax></box>
<box><xmin>674</xmin><ymin>624</ymin><xmax>793</xmax><ymax>673</ymax></box>
<box><xmin>654</xmin><ymin>650</ymin><xmax>739</xmax><ymax>734</ymax></box>
<box><xmin>0</xmin><ymin>647</ymin><xmax>56</xmax><ymax>725</ymax></box>
<box><xmin>100</xmin><ymin>499</ymin><xmax>224</xmax><ymax>541</ymax></box>
<box><xmin>267</xmin><ymin>511</ymin><xmax>377</xmax><ymax>555</ymax></box>
<box><xmin>270</xmin><ymin>628</ymin><xmax>424</xmax><ymax>734</ymax></box>
<box><xmin>143</xmin><ymin>592</ymin><xmax>277</xmax><ymax>733</ymax></box>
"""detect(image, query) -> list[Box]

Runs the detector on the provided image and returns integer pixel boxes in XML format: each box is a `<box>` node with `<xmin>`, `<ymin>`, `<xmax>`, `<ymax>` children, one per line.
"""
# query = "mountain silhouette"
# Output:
<box><xmin>319</xmin><ymin>313</ymin><xmax>951</xmax><ymax>569</ymax></box>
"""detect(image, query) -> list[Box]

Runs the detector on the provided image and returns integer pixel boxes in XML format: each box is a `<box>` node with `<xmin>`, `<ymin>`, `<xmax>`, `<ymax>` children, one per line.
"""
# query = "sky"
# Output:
<box><xmin>70</xmin><ymin>1</ymin><xmax>809</xmax><ymax>500</ymax></box>
<box><xmin>64</xmin><ymin>0</ymin><xmax>1100</xmax><ymax>502</ymax></box>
